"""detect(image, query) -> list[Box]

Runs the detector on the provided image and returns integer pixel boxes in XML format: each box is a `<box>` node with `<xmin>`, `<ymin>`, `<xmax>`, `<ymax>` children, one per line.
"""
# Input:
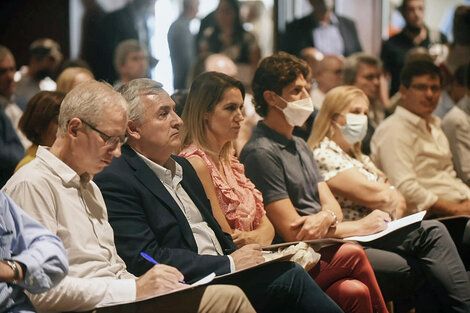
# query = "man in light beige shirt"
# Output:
<box><xmin>2</xmin><ymin>80</ymin><xmax>254</xmax><ymax>313</ymax></box>
<box><xmin>371</xmin><ymin>60</ymin><xmax>470</xmax><ymax>217</ymax></box>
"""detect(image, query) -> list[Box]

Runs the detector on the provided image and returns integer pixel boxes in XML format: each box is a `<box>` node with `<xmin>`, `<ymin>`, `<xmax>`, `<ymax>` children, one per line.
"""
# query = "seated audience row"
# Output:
<box><xmin>94</xmin><ymin>79</ymin><xmax>345</xmax><ymax>313</ymax></box>
<box><xmin>2</xmin><ymin>46</ymin><xmax>470</xmax><ymax>313</ymax></box>
<box><xmin>238</xmin><ymin>53</ymin><xmax>470</xmax><ymax>312</ymax></box>
<box><xmin>2</xmin><ymin>80</ymin><xmax>258</xmax><ymax>313</ymax></box>
<box><xmin>178</xmin><ymin>71</ymin><xmax>387</xmax><ymax>313</ymax></box>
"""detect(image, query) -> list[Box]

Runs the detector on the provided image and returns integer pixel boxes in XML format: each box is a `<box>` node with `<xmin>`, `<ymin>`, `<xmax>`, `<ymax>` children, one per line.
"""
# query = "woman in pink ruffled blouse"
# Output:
<box><xmin>180</xmin><ymin>72</ymin><xmax>275</xmax><ymax>247</ymax></box>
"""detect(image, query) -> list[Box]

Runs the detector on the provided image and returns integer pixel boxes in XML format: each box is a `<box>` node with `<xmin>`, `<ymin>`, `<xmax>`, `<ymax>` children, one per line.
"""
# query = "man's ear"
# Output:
<box><xmin>117</xmin><ymin>63</ymin><xmax>127</xmax><ymax>76</ymax></box>
<box><xmin>127</xmin><ymin>120</ymin><xmax>141</xmax><ymax>140</ymax></box>
<box><xmin>399</xmin><ymin>85</ymin><xmax>407</xmax><ymax>101</ymax></box>
<box><xmin>263</xmin><ymin>90</ymin><xmax>277</xmax><ymax>107</ymax></box>
<box><xmin>67</xmin><ymin>118</ymin><xmax>82</xmax><ymax>138</ymax></box>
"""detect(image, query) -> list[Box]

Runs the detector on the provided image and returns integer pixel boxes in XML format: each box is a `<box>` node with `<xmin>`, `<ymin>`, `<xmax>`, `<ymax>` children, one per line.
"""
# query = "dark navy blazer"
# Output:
<box><xmin>280</xmin><ymin>14</ymin><xmax>362</xmax><ymax>57</ymax></box>
<box><xmin>94</xmin><ymin>145</ymin><xmax>237</xmax><ymax>282</ymax></box>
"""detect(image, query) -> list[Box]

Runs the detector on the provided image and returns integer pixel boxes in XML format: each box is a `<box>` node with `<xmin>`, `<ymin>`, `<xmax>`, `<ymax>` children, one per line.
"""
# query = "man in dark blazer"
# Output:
<box><xmin>280</xmin><ymin>0</ymin><xmax>362</xmax><ymax>57</ymax></box>
<box><xmin>87</xmin><ymin>0</ymin><xmax>155</xmax><ymax>83</ymax></box>
<box><xmin>94</xmin><ymin>78</ymin><xmax>343</xmax><ymax>313</ymax></box>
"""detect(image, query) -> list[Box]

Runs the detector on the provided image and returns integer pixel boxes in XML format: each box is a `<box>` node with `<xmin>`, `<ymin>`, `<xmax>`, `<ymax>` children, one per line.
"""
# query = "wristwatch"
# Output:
<box><xmin>2</xmin><ymin>259</ymin><xmax>21</xmax><ymax>284</ymax></box>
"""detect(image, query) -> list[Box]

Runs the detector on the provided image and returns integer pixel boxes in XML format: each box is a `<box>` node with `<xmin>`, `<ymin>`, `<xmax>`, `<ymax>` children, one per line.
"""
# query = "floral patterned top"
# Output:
<box><xmin>180</xmin><ymin>144</ymin><xmax>265</xmax><ymax>231</ymax></box>
<box><xmin>312</xmin><ymin>137</ymin><xmax>383</xmax><ymax>221</ymax></box>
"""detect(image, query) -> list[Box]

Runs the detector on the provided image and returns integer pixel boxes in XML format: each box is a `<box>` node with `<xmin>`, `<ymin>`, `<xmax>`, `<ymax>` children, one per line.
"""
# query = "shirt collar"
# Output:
<box><xmin>312</xmin><ymin>12</ymin><xmax>339</xmax><ymax>26</ymax></box>
<box><xmin>321</xmin><ymin>136</ymin><xmax>344</xmax><ymax>154</ymax></box>
<box><xmin>36</xmin><ymin>146</ymin><xmax>86</xmax><ymax>187</ymax></box>
<box><xmin>395</xmin><ymin>105</ymin><xmax>440</xmax><ymax>128</ymax></box>
<box><xmin>257</xmin><ymin>121</ymin><xmax>296</xmax><ymax>149</ymax></box>
<box><xmin>134</xmin><ymin>149</ymin><xmax>183</xmax><ymax>188</ymax></box>
<box><xmin>329</xmin><ymin>13</ymin><xmax>339</xmax><ymax>25</ymax></box>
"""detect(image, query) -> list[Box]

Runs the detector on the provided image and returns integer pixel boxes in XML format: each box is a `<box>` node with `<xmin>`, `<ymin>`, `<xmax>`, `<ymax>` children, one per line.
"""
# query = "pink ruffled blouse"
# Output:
<box><xmin>180</xmin><ymin>144</ymin><xmax>265</xmax><ymax>231</ymax></box>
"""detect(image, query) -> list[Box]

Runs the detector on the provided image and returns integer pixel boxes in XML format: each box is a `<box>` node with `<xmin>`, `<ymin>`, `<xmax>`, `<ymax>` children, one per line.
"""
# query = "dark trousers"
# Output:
<box><xmin>213</xmin><ymin>261</ymin><xmax>344</xmax><ymax>313</ymax></box>
<box><xmin>364</xmin><ymin>220</ymin><xmax>470</xmax><ymax>313</ymax></box>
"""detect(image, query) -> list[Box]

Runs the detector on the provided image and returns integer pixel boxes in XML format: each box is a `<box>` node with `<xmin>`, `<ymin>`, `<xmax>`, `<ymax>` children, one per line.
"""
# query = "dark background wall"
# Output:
<box><xmin>0</xmin><ymin>0</ymin><xmax>70</xmax><ymax>68</ymax></box>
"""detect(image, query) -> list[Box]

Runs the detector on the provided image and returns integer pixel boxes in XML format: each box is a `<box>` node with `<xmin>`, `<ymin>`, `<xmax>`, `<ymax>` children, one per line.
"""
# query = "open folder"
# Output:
<box><xmin>93</xmin><ymin>253</ymin><xmax>293</xmax><ymax>311</ymax></box>
<box><xmin>344</xmin><ymin>210</ymin><xmax>426</xmax><ymax>242</ymax></box>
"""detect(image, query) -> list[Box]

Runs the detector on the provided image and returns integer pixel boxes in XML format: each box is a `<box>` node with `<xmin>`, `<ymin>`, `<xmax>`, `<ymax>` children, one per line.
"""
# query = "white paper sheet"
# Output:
<box><xmin>345</xmin><ymin>211</ymin><xmax>426</xmax><ymax>242</ymax></box>
<box><xmin>190</xmin><ymin>272</ymin><xmax>216</xmax><ymax>286</ymax></box>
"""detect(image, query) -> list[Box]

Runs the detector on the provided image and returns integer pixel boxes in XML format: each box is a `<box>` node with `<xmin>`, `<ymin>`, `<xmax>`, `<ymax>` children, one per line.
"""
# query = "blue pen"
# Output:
<box><xmin>140</xmin><ymin>252</ymin><xmax>185</xmax><ymax>283</ymax></box>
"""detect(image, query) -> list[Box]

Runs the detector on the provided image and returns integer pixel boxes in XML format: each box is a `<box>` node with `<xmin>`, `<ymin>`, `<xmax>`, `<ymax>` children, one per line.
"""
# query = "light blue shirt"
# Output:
<box><xmin>313</xmin><ymin>14</ymin><xmax>345</xmax><ymax>55</ymax></box>
<box><xmin>0</xmin><ymin>192</ymin><xmax>68</xmax><ymax>313</ymax></box>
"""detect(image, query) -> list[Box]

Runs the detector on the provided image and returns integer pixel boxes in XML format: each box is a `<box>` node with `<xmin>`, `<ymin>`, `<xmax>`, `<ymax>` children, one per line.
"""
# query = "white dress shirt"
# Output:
<box><xmin>136</xmin><ymin>151</ymin><xmax>235</xmax><ymax>270</ymax></box>
<box><xmin>442</xmin><ymin>95</ymin><xmax>470</xmax><ymax>186</ymax></box>
<box><xmin>2</xmin><ymin>146</ymin><xmax>136</xmax><ymax>313</ymax></box>
<box><xmin>371</xmin><ymin>106</ymin><xmax>470</xmax><ymax>214</ymax></box>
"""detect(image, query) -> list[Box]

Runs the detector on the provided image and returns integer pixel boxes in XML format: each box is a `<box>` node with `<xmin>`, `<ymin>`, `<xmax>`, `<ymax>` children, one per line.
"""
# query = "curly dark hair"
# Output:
<box><xmin>251</xmin><ymin>52</ymin><xmax>309</xmax><ymax>117</ymax></box>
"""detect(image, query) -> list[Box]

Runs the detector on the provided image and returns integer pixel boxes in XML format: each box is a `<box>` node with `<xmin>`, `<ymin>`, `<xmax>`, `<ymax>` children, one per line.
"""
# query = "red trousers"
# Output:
<box><xmin>309</xmin><ymin>243</ymin><xmax>388</xmax><ymax>313</ymax></box>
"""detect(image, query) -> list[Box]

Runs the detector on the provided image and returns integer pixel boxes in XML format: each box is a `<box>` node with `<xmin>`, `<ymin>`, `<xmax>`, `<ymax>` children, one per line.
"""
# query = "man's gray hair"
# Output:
<box><xmin>343</xmin><ymin>53</ymin><xmax>382</xmax><ymax>85</ymax></box>
<box><xmin>114</xmin><ymin>39</ymin><xmax>146</xmax><ymax>70</ymax></box>
<box><xmin>117</xmin><ymin>78</ymin><xmax>165</xmax><ymax>125</ymax></box>
<box><xmin>57</xmin><ymin>80</ymin><xmax>128</xmax><ymax>136</ymax></box>
<box><xmin>0</xmin><ymin>45</ymin><xmax>13</xmax><ymax>61</ymax></box>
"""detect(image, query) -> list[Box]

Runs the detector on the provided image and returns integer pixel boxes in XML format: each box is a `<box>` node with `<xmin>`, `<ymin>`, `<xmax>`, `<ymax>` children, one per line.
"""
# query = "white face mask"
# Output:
<box><xmin>337</xmin><ymin>113</ymin><xmax>368</xmax><ymax>144</ymax></box>
<box><xmin>276</xmin><ymin>95</ymin><xmax>314</xmax><ymax>127</ymax></box>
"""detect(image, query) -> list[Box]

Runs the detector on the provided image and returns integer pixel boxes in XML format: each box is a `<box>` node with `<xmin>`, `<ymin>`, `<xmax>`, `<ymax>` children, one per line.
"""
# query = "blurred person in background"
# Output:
<box><xmin>168</xmin><ymin>0</ymin><xmax>199</xmax><ymax>90</ymax></box>
<box><xmin>281</xmin><ymin>0</ymin><xmax>362</xmax><ymax>58</ymax></box>
<box><xmin>381</xmin><ymin>0</ymin><xmax>447</xmax><ymax>96</ymax></box>
<box><xmin>198</xmin><ymin>0</ymin><xmax>261</xmax><ymax>79</ymax></box>
<box><xmin>15</xmin><ymin>91</ymin><xmax>65</xmax><ymax>172</ymax></box>
<box><xmin>0</xmin><ymin>46</ymin><xmax>28</xmax><ymax>187</ymax></box>
<box><xmin>113</xmin><ymin>39</ymin><xmax>151</xmax><ymax>89</ymax></box>
<box><xmin>91</xmin><ymin>0</ymin><xmax>156</xmax><ymax>83</ymax></box>
<box><xmin>442</xmin><ymin>62</ymin><xmax>470</xmax><ymax>187</ymax></box>
<box><xmin>56</xmin><ymin>67</ymin><xmax>95</xmax><ymax>93</ymax></box>
<box><xmin>434</xmin><ymin>64</ymin><xmax>467</xmax><ymax>119</ymax></box>
<box><xmin>310</xmin><ymin>54</ymin><xmax>343</xmax><ymax>111</ymax></box>
<box><xmin>15</xmin><ymin>38</ymin><xmax>62</xmax><ymax>108</ymax></box>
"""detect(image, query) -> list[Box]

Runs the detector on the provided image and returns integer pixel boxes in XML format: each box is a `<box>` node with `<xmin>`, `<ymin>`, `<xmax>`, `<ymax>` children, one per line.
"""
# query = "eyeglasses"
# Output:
<box><xmin>81</xmin><ymin>120</ymin><xmax>127</xmax><ymax>147</ymax></box>
<box><xmin>409</xmin><ymin>84</ymin><xmax>441</xmax><ymax>93</ymax></box>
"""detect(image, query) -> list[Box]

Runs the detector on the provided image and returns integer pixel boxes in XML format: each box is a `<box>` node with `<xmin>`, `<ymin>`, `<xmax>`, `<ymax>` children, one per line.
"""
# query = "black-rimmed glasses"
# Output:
<box><xmin>81</xmin><ymin>120</ymin><xmax>127</xmax><ymax>147</ymax></box>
